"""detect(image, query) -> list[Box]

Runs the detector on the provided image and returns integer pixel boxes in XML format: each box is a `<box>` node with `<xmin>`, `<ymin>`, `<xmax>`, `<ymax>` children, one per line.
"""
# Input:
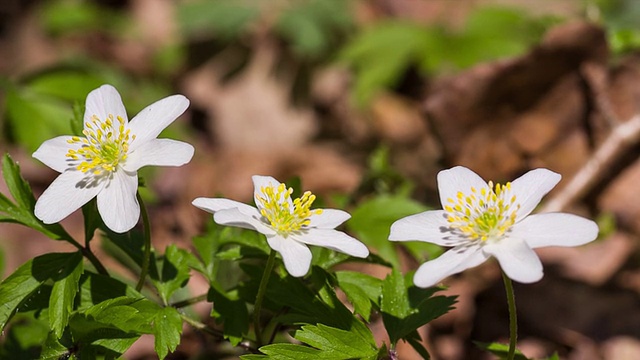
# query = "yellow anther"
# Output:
<box><xmin>256</xmin><ymin>184</ymin><xmax>323</xmax><ymax>235</ymax></box>
<box><xmin>443</xmin><ymin>180</ymin><xmax>520</xmax><ymax>242</ymax></box>
<box><xmin>65</xmin><ymin>113</ymin><xmax>132</xmax><ymax>175</ymax></box>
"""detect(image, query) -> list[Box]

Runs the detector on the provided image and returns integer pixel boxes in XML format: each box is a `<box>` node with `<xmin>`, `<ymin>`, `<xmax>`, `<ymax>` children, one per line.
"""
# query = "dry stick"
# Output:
<box><xmin>541</xmin><ymin>114</ymin><xmax>640</xmax><ymax>213</ymax></box>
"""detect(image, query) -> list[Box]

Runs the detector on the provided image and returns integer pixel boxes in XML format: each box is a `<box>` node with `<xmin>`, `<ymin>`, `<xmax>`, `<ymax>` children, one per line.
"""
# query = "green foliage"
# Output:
<box><xmin>275</xmin><ymin>0</ymin><xmax>353</xmax><ymax>58</ymax></box>
<box><xmin>334</xmin><ymin>271</ymin><xmax>382</xmax><ymax>322</ymax></box>
<box><xmin>348</xmin><ymin>194</ymin><xmax>441</xmax><ymax>268</ymax></box>
<box><xmin>381</xmin><ymin>268</ymin><xmax>456</xmax><ymax>355</ymax></box>
<box><xmin>596</xmin><ymin>0</ymin><xmax>640</xmax><ymax>53</ymax></box>
<box><xmin>0</xmin><ymin>155</ymin><xmax>70</xmax><ymax>240</ymax></box>
<box><xmin>154</xmin><ymin>245</ymin><xmax>197</xmax><ymax>305</ymax></box>
<box><xmin>340</xmin><ymin>7</ymin><xmax>557</xmax><ymax>104</ymax></box>
<box><xmin>0</xmin><ymin>252</ymin><xmax>80</xmax><ymax>333</ymax></box>
<box><xmin>39</xmin><ymin>0</ymin><xmax>128</xmax><ymax>36</ymax></box>
<box><xmin>474</xmin><ymin>341</ymin><xmax>530</xmax><ymax>360</ymax></box>
<box><xmin>209</xmin><ymin>283</ymin><xmax>249</xmax><ymax>346</ymax></box>
<box><xmin>178</xmin><ymin>0</ymin><xmax>260</xmax><ymax>39</ymax></box>
<box><xmin>49</xmin><ymin>252</ymin><xmax>83</xmax><ymax>338</ymax></box>
<box><xmin>247</xmin><ymin>322</ymin><xmax>378</xmax><ymax>359</ymax></box>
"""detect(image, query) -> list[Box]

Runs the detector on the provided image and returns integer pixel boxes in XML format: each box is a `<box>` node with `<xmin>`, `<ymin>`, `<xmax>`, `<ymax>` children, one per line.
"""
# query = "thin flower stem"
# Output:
<box><xmin>170</xmin><ymin>293</ymin><xmax>208</xmax><ymax>308</ymax></box>
<box><xmin>502</xmin><ymin>270</ymin><xmax>518</xmax><ymax>360</ymax></box>
<box><xmin>253</xmin><ymin>249</ymin><xmax>277</xmax><ymax>347</ymax></box>
<box><xmin>63</xmin><ymin>230</ymin><xmax>109</xmax><ymax>276</ymax></box>
<box><xmin>82</xmin><ymin>246</ymin><xmax>109</xmax><ymax>276</ymax></box>
<box><xmin>180</xmin><ymin>313</ymin><xmax>258</xmax><ymax>353</ymax></box>
<box><xmin>135</xmin><ymin>192</ymin><xmax>152</xmax><ymax>292</ymax></box>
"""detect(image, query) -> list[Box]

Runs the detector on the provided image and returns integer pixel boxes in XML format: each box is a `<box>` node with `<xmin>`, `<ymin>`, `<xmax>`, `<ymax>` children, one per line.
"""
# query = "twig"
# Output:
<box><xmin>541</xmin><ymin>114</ymin><xmax>640</xmax><ymax>212</ymax></box>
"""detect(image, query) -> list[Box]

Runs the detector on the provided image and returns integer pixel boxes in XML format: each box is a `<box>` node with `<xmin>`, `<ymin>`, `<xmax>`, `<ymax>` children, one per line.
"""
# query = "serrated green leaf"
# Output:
<box><xmin>77</xmin><ymin>272</ymin><xmax>140</xmax><ymax>311</ymax></box>
<box><xmin>0</xmin><ymin>154</ymin><xmax>70</xmax><ymax>240</ymax></box>
<box><xmin>348</xmin><ymin>194</ymin><xmax>435</xmax><ymax>268</ymax></box>
<box><xmin>380</xmin><ymin>269</ymin><xmax>456</xmax><ymax>345</ymax></box>
<box><xmin>2</xmin><ymin>153</ymin><xmax>35</xmax><ymax>210</ymax></box>
<box><xmin>294</xmin><ymin>323</ymin><xmax>378</xmax><ymax>359</ymax></box>
<box><xmin>0</xmin><ymin>252</ymin><xmax>80</xmax><ymax>332</ymax></box>
<box><xmin>153</xmin><ymin>306</ymin><xmax>182</xmax><ymax>359</ymax></box>
<box><xmin>154</xmin><ymin>245</ymin><xmax>196</xmax><ymax>304</ymax></box>
<box><xmin>239</xmin><ymin>265</ymin><xmax>352</xmax><ymax>329</ymax></box>
<box><xmin>49</xmin><ymin>251</ymin><xmax>84</xmax><ymax>338</ymax></box>
<box><xmin>335</xmin><ymin>271</ymin><xmax>382</xmax><ymax>321</ymax></box>
<box><xmin>254</xmin><ymin>343</ymin><xmax>322</xmax><ymax>359</ymax></box>
<box><xmin>209</xmin><ymin>284</ymin><xmax>248</xmax><ymax>346</ymax></box>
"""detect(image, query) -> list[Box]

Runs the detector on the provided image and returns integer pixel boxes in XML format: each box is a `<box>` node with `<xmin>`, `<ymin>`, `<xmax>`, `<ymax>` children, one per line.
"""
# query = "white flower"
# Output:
<box><xmin>192</xmin><ymin>175</ymin><xmax>369</xmax><ymax>277</ymax></box>
<box><xmin>389</xmin><ymin>166</ymin><xmax>599</xmax><ymax>288</ymax></box>
<box><xmin>33</xmin><ymin>84</ymin><xmax>194</xmax><ymax>233</ymax></box>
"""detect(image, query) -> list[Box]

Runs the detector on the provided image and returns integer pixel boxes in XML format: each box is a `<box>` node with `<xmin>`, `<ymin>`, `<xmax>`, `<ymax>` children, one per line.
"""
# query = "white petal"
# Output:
<box><xmin>267</xmin><ymin>235</ymin><xmax>312</xmax><ymax>277</ymax></box>
<box><xmin>123</xmin><ymin>139</ymin><xmax>194</xmax><ymax>172</ymax></box>
<box><xmin>127</xmin><ymin>95</ymin><xmax>189</xmax><ymax>151</ymax></box>
<box><xmin>389</xmin><ymin>210</ymin><xmax>467</xmax><ymax>247</ymax></box>
<box><xmin>96</xmin><ymin>170</ymin><xmax>140</xmax><ymax>233</ymax></box>
<box><xmin>511</xmin><ymin>213</ymin><xmax>599</xmax><ymax>249</ymax></box>
<box><xmin>307</xmin><ymin>209</ymin><xmax>350</xmax><ymax>229</ymax></box>
<box><xmin>437</xmin><ymin>166</ymin><xmax>490</xmax><ymax>209</ymax></box>
<box><xmin>292</xmin><ymin>229</ymin><xmax>369</xmax><ymax>258</ymax></box>
<box><xmin>510</xmin><ymin>168</ymin><xmax>561</xmax><ymax>220</ymax></box>
<box><xmin>84</xmin><ymin>85</ymin><xmax>128</xmax><ymax>126</ymax></box>
<box><xmin>192</xmin><ymin>197</ymin><xmax>258</xmax><ymax>215</ymax></box>
<box><xmin>413</xmin><ymin>245</ymin><xmax>488</xmax><ymax>288</ymax></box>
<box><xmin>34</xmin><ymin>171</ymin><xmax>103</xmax><ymax>224</ymax></box>
<box><xmin>252</xmin><ymin>175</ymin><xmax>291</xmax><ymax>208</ymax></box>
<box><xmin>213</xmin><ymin>207</ymin><xmax>276</xmax><ymax>235</ymax></box>
<box><xmin>33</xmin><ymin>136</ymin><xmax>78</xmax><ymax>173</ymax></box>
<box><xmin>483</xmin><ymin>238</ymin><xmax>543</xmax><ymax>283</ymax></box>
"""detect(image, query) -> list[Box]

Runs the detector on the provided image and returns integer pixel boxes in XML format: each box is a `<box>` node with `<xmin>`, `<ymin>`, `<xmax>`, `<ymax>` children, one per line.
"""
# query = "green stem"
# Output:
<box><xmin>170</xmin><ymin>293</ymin><xmax>208</xmax><ymax>308</ymax></box>
<box><xmin>502</xmin><ymin>270</ymin><xmax>517</xmax><ymax>360</ymax></box>
<box><xmin>135</xmin><ymin>192</ymin><xmax>151</xmax><ymax>292</ymax></box>
<box><xmin>180</xmin><ymin>313</ymin><xmax>257</xmax><ymax>353</ymax></box>
<box><xmin>64</xmin><ymin>232</ymin><xmax>109</xmax><ymax>276</ymax></box>
<box><xmin>253</xmin><ymin>249</ymin><xmax>277</xmax><ymax>347</ymax></box>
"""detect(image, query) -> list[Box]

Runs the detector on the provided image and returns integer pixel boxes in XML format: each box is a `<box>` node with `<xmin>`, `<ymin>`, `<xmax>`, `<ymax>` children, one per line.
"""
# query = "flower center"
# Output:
<box><xmin>65</xmin><ymin>114</ymin><xmax>134</xmax><ymax>175</ymax></box>
<box><xmin>256</xmin><ymin>183</ymin><xmax>323</xmax><ymax>234</ymax></box>
<box><xmin>444</xmin><ymin>181</ymin><xmax>520</xmax><ymax>242</ymax></box>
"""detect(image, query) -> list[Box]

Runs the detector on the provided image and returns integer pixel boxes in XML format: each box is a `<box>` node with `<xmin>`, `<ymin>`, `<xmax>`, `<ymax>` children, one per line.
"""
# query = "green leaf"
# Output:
<box><xmin>335</xmin><ymin>271</ymin><xmax>382</xmax><ymax>321</ymax></box>
<box><xmin>239</xmin><ymin>265</ymin><xmax>353</xmax><ymax>329</ymax></box>
<box><xmin>77</xmin><ymin>272</ymin><xmax>140</xmax><ymax>311</ymax></box>
<box><xmin>340</xmin><ymin>21</ymin><xmax>442</xmax><ymax>104</ymax></box>
<box><xmin>28</xmin><ymin>71</ymin><xmax>105</xmax><ymax>102</ymax></box>
<box><xmin>153</xmin><ymin>306</ymin><xmax>183</xmax><ymax>359</ymax></box>
<box><xmin>380</xmin><ymin>269</ymin><xmax>456</xmax><ymax>345</ymax></box>
<box><xmin>348</xmin><ymin>194</ymin><xmax>438</xmax><ymax>268</ymax></box>
<box><xmin>3</xmin><ymin>153</ymin><xmax>35</xmax><ymax>210</ymax></box>
<box><xmin>474</xmin><ymin>341</ymin><xmax>529</xmax><ymax>360</ymax></box>
<box><xmin>251</xmin><ymin>343</ymin><xmax>322</xmax><ymax>359</ymax></box>
<box><xmin>0</xmin><ymin>154</ymin><xmax>69</xmax><ymax>240</ymax></box>
<box><xmin>209</xmin><ymin>284</ymin><xmax>249</xmax><ymax>346</ymax></box>
<box><xmin>293</xmin><ymin>323</ymin><xmax>378</xmax><ymax>359</ymax></box>
<box><xmin>5</xmin><ymin>88</ymin><xmax>72</xmax><ymax>152</ymax></box>
<box><xmin>154</xmin><ymin>245</ymin><xmax>196</xmax><ymax>304</ymax></box>
<box><xmin>0</xmin><ymin>252</ymin><xmax>80</xmax><ymax>333</ymax></box>
<box><xmin>49</xmin><ymin>251</ymin><xmax>84</xmax><ymax>338</ymax></box>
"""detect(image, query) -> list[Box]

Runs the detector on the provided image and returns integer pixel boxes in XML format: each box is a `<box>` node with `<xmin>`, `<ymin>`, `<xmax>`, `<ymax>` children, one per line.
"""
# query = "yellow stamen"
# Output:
<box><xmin>444</xmin><ymin>181</ymin><xmax>520</xmax><ymax>242</ymax></box>
<box><xmin>256</xmin><ymin>184</ymin><xmax>323</xmax><ymax>235</ymax></box>
<box><xmin>65</xmin><ymin>114</ymin><xmax>132</xmax><ymax>176</ymax></box>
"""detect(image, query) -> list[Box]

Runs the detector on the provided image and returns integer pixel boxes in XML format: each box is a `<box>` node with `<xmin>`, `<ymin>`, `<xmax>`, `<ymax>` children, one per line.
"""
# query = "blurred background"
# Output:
<box><xmin>1</xmin><ymin>0</ymin><xmax>640</xmax><ymax>358</ymax></box>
